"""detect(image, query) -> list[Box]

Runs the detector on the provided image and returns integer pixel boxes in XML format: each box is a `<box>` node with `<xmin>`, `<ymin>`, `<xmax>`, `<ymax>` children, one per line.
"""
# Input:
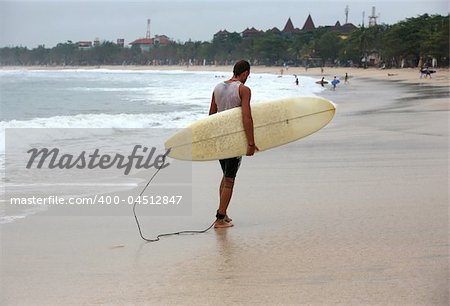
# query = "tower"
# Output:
<box><xmin>345</xmin><ymin>5</ymin><xmax>349</xmax><ymax>24</ymax></box>
<box><xmin>368</xmin><ymin>6</ymin><xmax>378</xmax><ymax>27</ymax></box>
<box><xmin>146</xmin><ymin>19</ymin><xmax>151</xmax><ymax>39</ymax></box>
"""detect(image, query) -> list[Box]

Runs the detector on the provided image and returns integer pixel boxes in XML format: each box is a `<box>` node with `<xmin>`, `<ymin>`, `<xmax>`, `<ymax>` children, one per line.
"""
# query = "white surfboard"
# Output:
<box><xmin>164</xmin><ymin>96</ymin><xmax>336</xmax><ymax>161</ymax></box>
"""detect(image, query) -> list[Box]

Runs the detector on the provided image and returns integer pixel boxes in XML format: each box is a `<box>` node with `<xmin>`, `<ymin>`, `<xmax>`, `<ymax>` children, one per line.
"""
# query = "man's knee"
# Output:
<box><xmin>223</xmin><ymin>177</ymin><xmax>235</xmax><ymax>189</ymax></box>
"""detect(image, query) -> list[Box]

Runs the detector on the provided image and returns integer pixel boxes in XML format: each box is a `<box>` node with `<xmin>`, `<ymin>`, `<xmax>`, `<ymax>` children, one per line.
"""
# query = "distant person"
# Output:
<box><xmin>420</xmin><ymin>67</ymin><xmax>432</xmax><ymax>79</ymax></box>
<box><xmin>331</xmin><ymin>76</ymin><xmax>340</xmax><ymax>90</ymax></box>
<box><xmin>294</xmin><ymin>75</ymin><xmax>299</xmax><ymax>85</ymax></box>
<box><xmin>209</xmin><ymin>60</ymin><xmax>258</xmax><ymax>228</ymax></box>
<box><xmin>419</xmin><ymin>67</ymin><xmax>425</xmax><ymax>79</ymax></box>
<box><xmin>320</xmin><ymin>77</ymin><xmax>326</xmax><ymax>87</ymax></box>
<box><xmin>344</xmin><ymin>72</ymin><xmax>349</xmax><ymax>83</ymax></box>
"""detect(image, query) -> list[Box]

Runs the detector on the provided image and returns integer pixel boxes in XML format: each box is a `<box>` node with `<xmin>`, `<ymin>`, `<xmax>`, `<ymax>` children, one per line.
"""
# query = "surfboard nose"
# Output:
<box><xmin>329</xmin><ymin>100</ymin><xmax>337</xmax><ymax>110</ymax></box>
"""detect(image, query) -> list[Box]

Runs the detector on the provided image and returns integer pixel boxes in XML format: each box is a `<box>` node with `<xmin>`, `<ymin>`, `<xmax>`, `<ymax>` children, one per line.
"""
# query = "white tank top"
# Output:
<box><xmin>213</xmin><ymin>81</ymin><xmax>241</xmax><ymax>112</ymax></box>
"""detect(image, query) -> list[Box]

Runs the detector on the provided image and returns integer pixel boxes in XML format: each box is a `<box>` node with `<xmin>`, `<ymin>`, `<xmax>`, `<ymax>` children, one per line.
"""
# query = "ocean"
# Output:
<box><xmin>0</xmin><ymin>68</ymin><xmax>324</xmax><ymax>224</ymax></box>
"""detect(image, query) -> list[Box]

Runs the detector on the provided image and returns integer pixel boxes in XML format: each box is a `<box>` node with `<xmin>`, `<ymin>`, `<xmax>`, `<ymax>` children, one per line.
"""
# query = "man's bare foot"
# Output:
<box><xmin>214</xmin><ymin>219</ymin><xmax>234</xmax><ymax>228</ymax></box>
<box><xmin>225</xmin><ymin>215</ymin><xmax>232</xmax><ymax>222</ymax></box>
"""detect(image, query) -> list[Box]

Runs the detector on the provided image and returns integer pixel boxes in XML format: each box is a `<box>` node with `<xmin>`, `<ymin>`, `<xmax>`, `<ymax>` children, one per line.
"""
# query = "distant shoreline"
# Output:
<box><xmin>2</xmin><ymin>65</ymin><xmax>449</xmax><ymax>86</ymax></box>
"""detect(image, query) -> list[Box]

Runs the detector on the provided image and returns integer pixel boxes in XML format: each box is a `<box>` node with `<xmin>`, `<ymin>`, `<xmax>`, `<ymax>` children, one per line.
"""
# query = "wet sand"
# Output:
<box><xmin>1</xmin><ymin>70</ymin><xmax>449</xmax><ymax>304</ymax></box>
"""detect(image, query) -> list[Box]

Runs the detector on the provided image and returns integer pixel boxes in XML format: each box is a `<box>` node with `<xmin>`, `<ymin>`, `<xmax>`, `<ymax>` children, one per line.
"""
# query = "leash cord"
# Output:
<box><xmin>132</xmin><ymin>150</ymin><xmax>215</xmax><ymax>242</ymax></box>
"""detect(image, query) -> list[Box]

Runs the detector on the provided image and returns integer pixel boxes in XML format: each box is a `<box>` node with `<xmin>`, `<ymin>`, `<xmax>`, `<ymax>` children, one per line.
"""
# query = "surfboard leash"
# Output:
<box><xmin>132</xmin><ymin>149</ymin><xmax>215</xmax><ymax>242</ymax></box>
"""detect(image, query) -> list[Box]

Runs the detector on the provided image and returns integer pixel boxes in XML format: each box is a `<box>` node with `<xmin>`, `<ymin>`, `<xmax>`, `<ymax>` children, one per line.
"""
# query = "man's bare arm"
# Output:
<box><xmin>209</xmin><ymin>93</ymin><xmax>217</xmax><ymax>116</ymax></box>
<box><xmin>240</xmin><ymin>84</ymin><xmax>258</xmax><ymax>156</ymax></box>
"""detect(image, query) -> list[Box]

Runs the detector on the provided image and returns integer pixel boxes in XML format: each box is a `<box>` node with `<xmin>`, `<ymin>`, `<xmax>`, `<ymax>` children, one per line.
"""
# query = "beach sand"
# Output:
<box><xmin>1</xmin><ymin>66</ymin><xmax>449</xmax><ymax>305</ymax></box>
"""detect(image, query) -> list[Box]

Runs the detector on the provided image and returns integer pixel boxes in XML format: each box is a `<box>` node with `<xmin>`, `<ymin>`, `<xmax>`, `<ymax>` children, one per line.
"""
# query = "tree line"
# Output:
<box><xmin>0</xmin><ymin>14</ymin><xmax>448</xmax><ymax>68</ymax></box>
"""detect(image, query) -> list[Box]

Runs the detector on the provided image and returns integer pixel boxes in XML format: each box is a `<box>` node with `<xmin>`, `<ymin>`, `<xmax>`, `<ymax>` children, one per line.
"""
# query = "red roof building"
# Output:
<box><xmin>282</xmin><ymin>17</ymin><xmax>296</xmax><ymax>33</ymax></box>
<box><xmin>241</xmin><ymin>27</ymin><xmax>261</xmax><ymax>38</ymax></box>
<box><xmin>130</xmin><ymin>38</ymin><xmax>153</xmax><ymax>45</ymax></box>
<box><xmin>267</xmin><ymin>27</ymin><xmax>282</xmax><ymax>35</ymax></box>
<box><xmin>214</xmin><ymin>30</ymin><xmax>231</xmax><ymax>39</ymax></box>
<box><xmin>214</xmin><ymin>14</ymin><xmax>356</xmax><ymax>42</ymax></box>
<box><xmin>154</xmin><ymin>35</ymin><xmax>170</xmax><ymax>46</ymax></box>
<box><xmin>129</xmin><ymin>35</ymin><xmax>170</xmax><ymax>51</ymax></box>
<box><xmin>129</xmin><ymin>38</ymin><xmax>153</xmax><ymax>52</ymax></box>
<box><xmin>302</xmin><ymin>14</ymin><xmax>316</xmax><ymax>31</ymax></box>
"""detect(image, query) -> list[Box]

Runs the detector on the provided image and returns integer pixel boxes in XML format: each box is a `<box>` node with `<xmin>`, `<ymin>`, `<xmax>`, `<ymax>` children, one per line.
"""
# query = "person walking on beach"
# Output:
<box><xmin>209</xmin><ymin>60</ymin><xmax>258</xmax><ymax>228</ymax></box>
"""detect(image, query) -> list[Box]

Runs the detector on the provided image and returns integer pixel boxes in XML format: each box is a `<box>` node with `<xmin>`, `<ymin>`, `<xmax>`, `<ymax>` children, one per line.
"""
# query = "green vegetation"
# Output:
<box><xmin>1</xmin><ymin>14</ymin><xmax>448</xmax><ymax>68</ymax></box>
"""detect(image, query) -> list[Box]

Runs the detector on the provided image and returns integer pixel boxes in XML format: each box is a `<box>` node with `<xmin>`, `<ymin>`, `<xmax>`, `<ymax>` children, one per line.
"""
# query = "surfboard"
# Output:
<box><xmin>315</xmin><ymin>80</ymin><xmax>329</xmax><ymax>84</ymax></box>
<box><xmin>164</xmin><ymin>96</ymin><xmax>336</xmax><ymax>161</ymax></box>
<box><xmin>331</xmin><ymin>79</ymin><xmax>340</xmax><ymax>86</ymax></box>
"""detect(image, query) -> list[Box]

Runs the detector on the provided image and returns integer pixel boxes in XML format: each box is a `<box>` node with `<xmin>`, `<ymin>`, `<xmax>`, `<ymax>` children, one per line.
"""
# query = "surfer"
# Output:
<box><xmin>331</xmin><ymin>76</ymin><xmax>340</xmax><ymax>90</ymax></box>
<box><xmin>320</xmin><ymin>77</ymin><xmax>326</xmax><ymax>87</ymax></box>
<box><xmin>209</xmin><ymin>60</ymin><xmax>259</xmax><ymax>228</ymax></box>
<box><xmin>420</xmin><ymin>67</ymin><xmax>434</xmax><ymax>79</ymax></box>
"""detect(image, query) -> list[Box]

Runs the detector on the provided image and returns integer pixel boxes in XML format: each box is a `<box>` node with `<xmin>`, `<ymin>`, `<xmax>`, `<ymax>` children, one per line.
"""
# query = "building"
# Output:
<box><xmin>129</xmin><ymin>35</ymin><xmax>171</xmax><ymax>52</ymax></box>
<box><xmin>282</xmin><ymin>17</ymin><xmax>297</xmax><ymax>33</ymax></box>
<box><xmin>129</xmin><ymin>38</ymin><xmax>153</xmax><ymax>52</ymax></box>
<box><xmin>332</xmin><ymin>21</ymin><xmax>357</xmax><ymax>35</ymax></box>
<box><xmin>213</xmin><ymin>14</ymin><xmax>357</xmax><ymax>40</ymax></box>
<box><xmin>267</xmin><ymin>27</ymin><xmax>282</xmax><ymax>35</ymax></box>
<box><xmin>153</xmin><ymin>35</ymin><xmax>170</xmax><ymax>46</ymax></box>
<box><xmin>302</xmin><ymin>14</ymin><xmax>316</xmax><ymax>31</ymax></box>
<box><xmin>241</xmin><ymin>27</ymin><xmax>261</xmax><ymax>38</ymax></box>
<box><xmin>116</xmin><ymin>39</ymin><xmax>125</xmax><ymax>48</ymax></box>
<box><xmin>213</xmin><ymin>30</ymin><xmax>231</xmax><ymax>40</ymax></box>
<box><xmin>77</xmin><ymin>41</ymin><xmax>92</xmax><ymax>49</ymax></box>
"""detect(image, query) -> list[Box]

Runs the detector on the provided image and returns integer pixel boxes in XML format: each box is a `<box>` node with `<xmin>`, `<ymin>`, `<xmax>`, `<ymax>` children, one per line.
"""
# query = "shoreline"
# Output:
<box><xmin>2</xmin><ymin>64</ymin><xmax>449</xmax><ymax>86</ymax></box>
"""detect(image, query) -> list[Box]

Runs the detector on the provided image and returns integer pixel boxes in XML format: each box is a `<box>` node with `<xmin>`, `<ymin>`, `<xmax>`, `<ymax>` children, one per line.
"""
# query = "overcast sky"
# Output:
<box><xmin>0</xmin><ymin>0</ymin><xmax>448</xmax><ymax>48</ymax></box>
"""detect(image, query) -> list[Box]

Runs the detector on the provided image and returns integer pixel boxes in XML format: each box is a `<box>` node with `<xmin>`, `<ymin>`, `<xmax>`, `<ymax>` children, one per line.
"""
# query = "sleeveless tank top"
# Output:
<box><xmin>213</xmin><ymin>81</ymin><xmax>242</xmax><ymax>112</ymax></box>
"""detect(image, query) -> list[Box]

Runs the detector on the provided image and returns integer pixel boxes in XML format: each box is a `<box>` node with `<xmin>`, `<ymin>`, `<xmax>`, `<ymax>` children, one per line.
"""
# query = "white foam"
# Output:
<box><xmin>0</xmin><ymin>111</ymin><xmax>204</xmax><ymax>154</ymax></box>
<box><xmin>0</xmin><ymin>204</ymin><xmax>48</xmax><ymax>225</ymax></box>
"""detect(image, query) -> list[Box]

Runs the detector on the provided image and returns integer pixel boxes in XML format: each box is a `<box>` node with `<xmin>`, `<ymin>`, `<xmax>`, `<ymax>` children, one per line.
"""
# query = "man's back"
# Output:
<box><xmin>213</xmin><ymin>81</ymin><xmax>242</xmax><ymax>113</ymax></box>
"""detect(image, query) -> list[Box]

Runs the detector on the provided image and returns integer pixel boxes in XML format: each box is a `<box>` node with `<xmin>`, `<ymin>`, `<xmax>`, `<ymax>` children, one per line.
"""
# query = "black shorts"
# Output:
<box><xmin>219</xmin><ymin>157</ymin><xmax>242</xmax><ymax>178</ymax></box>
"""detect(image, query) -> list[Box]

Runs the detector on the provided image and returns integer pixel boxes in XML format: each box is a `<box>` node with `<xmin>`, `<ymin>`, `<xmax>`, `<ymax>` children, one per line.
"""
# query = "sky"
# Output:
<box><xmin>0</xmin><ymin>0</ymin><xmax>448</xmax><ymax>48</ymax></box>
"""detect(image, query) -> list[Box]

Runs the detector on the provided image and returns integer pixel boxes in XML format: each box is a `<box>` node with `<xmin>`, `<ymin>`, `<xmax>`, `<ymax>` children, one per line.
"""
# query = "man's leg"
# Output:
<box><xmin>218</xmin><ymin>177</ymin><xmax>232</xmax><ymax>222</ymax></box>
<box><xmin>215</xmin><ymin>176</ymin><xmax>235</xmax><ymax>228</ymax></box>
<box><xmin>215</xmin><ymin>157</ymin><xmax>240</xmax><ymax>228</ymax></box>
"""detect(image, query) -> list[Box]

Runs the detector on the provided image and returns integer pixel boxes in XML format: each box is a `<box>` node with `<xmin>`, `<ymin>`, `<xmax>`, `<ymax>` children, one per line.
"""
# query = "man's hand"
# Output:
<box><xmin>246</xmin><ymin>144</ymin><xmax>259</xmax><ymax>156</ymax></box>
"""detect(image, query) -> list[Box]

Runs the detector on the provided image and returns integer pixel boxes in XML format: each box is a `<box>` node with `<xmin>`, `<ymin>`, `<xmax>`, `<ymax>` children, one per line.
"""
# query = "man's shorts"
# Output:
<box><xmin>219</xmin><ymin>157</ymin><xmax>242</xmax><ymax>178</ymax></box>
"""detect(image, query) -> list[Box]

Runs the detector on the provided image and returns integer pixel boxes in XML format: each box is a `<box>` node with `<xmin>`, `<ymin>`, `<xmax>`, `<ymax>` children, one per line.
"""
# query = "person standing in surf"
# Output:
<box><xmin>320</xmin><ymin>77</ymin><xmax>326</xmax><ymax>87</ymax></box>
<box><xmin>208</xmin><ymin>60</ymin><xmax>258</xmax><ymax>228</ymax></box>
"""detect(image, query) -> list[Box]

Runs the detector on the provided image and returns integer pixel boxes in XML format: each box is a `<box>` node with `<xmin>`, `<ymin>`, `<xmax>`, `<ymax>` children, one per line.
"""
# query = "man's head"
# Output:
<box><xmin>233</xmin><ymin>60</ymin><xmax>251</xmax><ymax>83</ymax></box>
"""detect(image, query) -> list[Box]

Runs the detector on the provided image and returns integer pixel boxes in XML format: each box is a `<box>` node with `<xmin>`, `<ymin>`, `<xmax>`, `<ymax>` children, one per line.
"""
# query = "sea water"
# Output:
<box><xmin>0</xmin><ymin>68</ymin><xmax>324</xmax><ymax>223</ymax></box>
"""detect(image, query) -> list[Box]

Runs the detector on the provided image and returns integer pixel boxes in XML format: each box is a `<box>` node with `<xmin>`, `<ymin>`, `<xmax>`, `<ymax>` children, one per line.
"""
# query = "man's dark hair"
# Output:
<box><xmin>233</xmin><ymin>60</ymin><xmax>250</xmax><ymax>76</ymax></box>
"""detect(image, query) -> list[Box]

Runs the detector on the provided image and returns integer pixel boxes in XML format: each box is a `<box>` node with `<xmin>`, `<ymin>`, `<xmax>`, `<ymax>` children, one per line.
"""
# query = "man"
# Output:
<box><xmin>208</xmin><ymin>60</ymin><xmax>258</xmax><ymax>228</ymax></box>
<box><xmin>320</xmin><ymin>77</ymin><xmax>326</xmax><ymax>87</ymax></box>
